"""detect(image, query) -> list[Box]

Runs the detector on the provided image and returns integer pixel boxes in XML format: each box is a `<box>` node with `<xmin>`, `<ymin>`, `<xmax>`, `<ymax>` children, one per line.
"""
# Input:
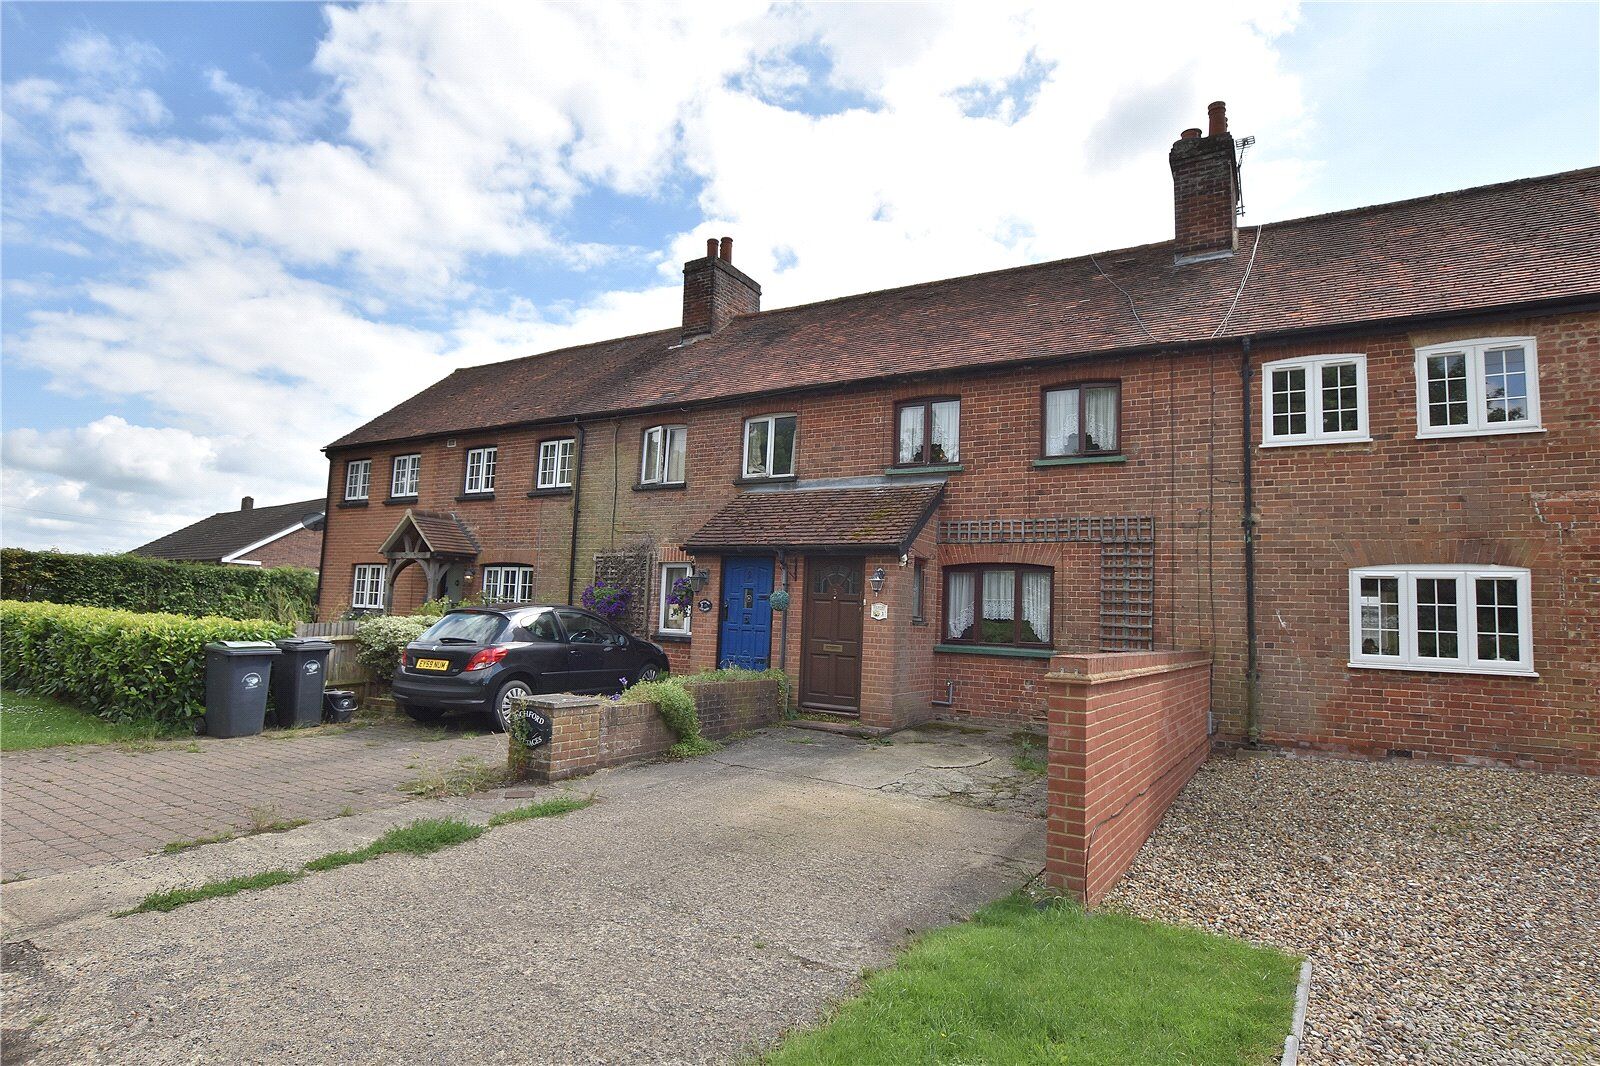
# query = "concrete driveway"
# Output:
<box><xmin>1</xmin><ymin>727</ymin><xmax>1044</xmax><ymax>1064</ymax></box>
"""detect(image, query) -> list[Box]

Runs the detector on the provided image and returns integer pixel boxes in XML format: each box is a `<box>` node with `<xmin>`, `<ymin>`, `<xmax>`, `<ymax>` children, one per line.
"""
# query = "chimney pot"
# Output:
<box><xmin>1208</xmin><ymin>101</ymin><xmax>1228</xmax><ymax>137</ymax></box>
<box><xmin>241</xmin><ymin>496</ymin><xmax>254</xmax><ymax>511</ymax></box>
<box><xmin>719</xmin><ymin>236</ymin><xmax>733</xmax><ymax>262</ymax></box>
<box><xmin>1181</xmin><ymin>127</ymin><xmax>1202</xmax><ymax>140</ymax></box>
<box><xmin>681</xmin><ymin>234</ymin><xmax>761</xmax><ymax>341</ymax></box>
<box><xmin>705</xmin><ymin>238</ymin><xmax>718</xmax><ymax>258</ymax></box>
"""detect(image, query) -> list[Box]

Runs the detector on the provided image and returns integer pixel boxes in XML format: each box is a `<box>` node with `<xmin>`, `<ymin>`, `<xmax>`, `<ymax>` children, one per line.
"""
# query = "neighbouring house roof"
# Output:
<box><xmin>329</xmin><ymin>167</ymin><xmax>1600</xmax><ymax>452</ymax></box>
<box><xmin>378</xmin><ymin>510</ymin><xmax>480</xmax><ymax>557</ymax></box>
<box><xmin>684</xmin><ymin>478</ymin><xmax>946</xmax><ymax>555</ymax></box>
<box><xmin>131</xmin><ymin>499</ymin><xmax>324</xmax><ymax>564</ymax></box>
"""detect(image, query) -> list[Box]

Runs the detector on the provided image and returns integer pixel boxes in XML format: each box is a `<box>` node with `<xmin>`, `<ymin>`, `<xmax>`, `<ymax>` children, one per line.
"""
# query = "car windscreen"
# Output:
<box><xmin>418</xmin><ymin>612</ymin><xmax>507</xmax><ymax>645</ymax></box>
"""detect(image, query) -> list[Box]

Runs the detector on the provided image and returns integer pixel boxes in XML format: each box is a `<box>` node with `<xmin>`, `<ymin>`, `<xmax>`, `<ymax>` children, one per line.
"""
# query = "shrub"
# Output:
<box><xmin>353</xmin><ymin>614</ymin><xmax>434</xmax><ymax>677</ymax></box>
<box><xmin>0</xmin><ymin>600</ymin><xmax>292</xmax><ymax>727</ymax></box>
<box><xmin>0</xmin><ymin>548</ymin><xmax>317</xmax><ymax>622</ymax></box>
<box><xmin>619</xmin><ymin>677</ymin><xmax>704</xmax><ymax>754</ymax></box>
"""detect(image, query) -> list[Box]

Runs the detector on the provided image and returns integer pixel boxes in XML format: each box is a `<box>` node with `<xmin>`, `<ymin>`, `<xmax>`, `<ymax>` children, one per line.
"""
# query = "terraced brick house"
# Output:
<box><xmin>318</xmin><ymin>103</ymin><xmax>1600</xmax><ymax>773</ymax></box>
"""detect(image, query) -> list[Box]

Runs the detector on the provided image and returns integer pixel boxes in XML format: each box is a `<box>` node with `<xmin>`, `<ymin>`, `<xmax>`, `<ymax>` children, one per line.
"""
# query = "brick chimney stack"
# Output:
<box><xmin>240</xmin><ymin>496</ymin><xmax>254</xmax><ymax>511</ymax></box>
<box><xmin>1169</xmin><ymin>100</ymin><xmax>1241</xmax><ymax>263</ymax></box>
<box><xmin>682</xmin><ymin>235</ymin><xmax>761</xmax><ymax>343</ymax></box>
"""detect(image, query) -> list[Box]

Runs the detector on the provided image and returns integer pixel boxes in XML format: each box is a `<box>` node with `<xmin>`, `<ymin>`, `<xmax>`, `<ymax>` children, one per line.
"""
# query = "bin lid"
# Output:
<box><xmin>204</xmin><ymin>640</ymin><xmax>283</xmax><ymax>655</ymax></box>
<box><xmin>275</xmin><ymin>638</ymin><xmax>335</xmax><ymax>652</ymax></box>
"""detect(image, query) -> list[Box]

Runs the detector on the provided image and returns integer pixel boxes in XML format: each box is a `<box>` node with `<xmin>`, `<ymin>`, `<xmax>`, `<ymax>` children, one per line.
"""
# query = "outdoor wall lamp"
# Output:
<box><xmin>691</xmin><ymin>567</ymin><xmax>710</xmax><ymax>592</ymax></box>
<box><xmin>870</xmin><ymin>567</ymin><xmax>886</xmax><ymax>594</ymax></box>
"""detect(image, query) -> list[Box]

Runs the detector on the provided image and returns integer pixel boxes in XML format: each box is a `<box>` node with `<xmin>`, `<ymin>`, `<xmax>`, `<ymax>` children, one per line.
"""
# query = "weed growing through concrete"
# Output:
<box><xmin>486</xmin><ymin>795</ymin><xmax>593</xmax><ymax>827</ymax></box>
<box><xmin>162</xmin><ymin>831</ymin><xmax>237</xmax><ymax>854</ymax></box>
<box><xmin>302</xmin><ymin>818</ymin><xmax>486</xmax><ymax>872</ymax></box>
<box><xmin>118</xmin><ymin>870</ymin><xmax>300</xmax><ymax>915</ymax></box>
<box><xmin>401</xmin><ymin>755</ymin><xmax>509</xmax><ymax>798</ymax></box>
<box><xmin>247</xmin><ymin>805</ymin><xmax>309</xmax><ymax>835</ymax></box>
<box><xmin>1012</xmin><ymin>736</ymin><xmax>1047</xmax><ymax>776</ymax></box>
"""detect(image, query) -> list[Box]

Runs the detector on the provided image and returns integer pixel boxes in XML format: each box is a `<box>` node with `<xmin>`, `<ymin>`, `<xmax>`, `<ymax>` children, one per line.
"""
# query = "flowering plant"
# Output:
<box><xmin>666</xmin><ymin>576</ymin><xmax>695</xmax><ymax>612</ymax></box>
<box><xmin>580</xmin><ymin>581</ymin><xmax>632</xmax><ymax>623</ymax></box>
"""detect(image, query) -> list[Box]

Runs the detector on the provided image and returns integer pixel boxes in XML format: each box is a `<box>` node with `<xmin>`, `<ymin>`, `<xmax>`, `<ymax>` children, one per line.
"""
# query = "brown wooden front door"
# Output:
<box><xmin>801</xmin><ymin>557</ymin><xmax>864</xmax><ymax>713</ymax></box>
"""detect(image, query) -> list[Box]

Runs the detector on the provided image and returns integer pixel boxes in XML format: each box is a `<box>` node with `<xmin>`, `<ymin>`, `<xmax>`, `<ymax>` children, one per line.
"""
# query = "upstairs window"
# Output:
<box><xmin>1043</xmin><ymin>383</ymin><xmax>1119</xmax><ymax>457</ymax></box>
<box><xmin>895</xmin><ymin>399</ymin><xmax>960</xmax><ymax>466</ymax></box>
<box><xmin>1261</xmin><ymin>355</ymin><xmax>1369</xmax><ymax>446</ymax></box>
<box><xmin>391</xmin><ymin>454</ymin><xmax>420</xmax><ymax>497</ymax></box>
<box><xmin>344</xmin><ymin>459</ymin><xmax>371</xmax><ymax>501</ymax></box>
<box><xmin>536</xmin><ymin>439</ymin><xmax>575</xmax><ymax>489</ymax></box>
<box><xmin>943</xmin><ymin>565</ymin><xmax>1052</xmax><ymax>648</ymax></box>
<box><xmin>351</xmin><ymin>564</ymin><xmax>385</xmax><ymax>609</ymax></box>
<box><xmin>641</xmin><ymin>425</ymin><xmax>687</xmax><ymax>485</ymax></box>
<box><xmin>463</xmin><ymin>447</ymin><xmax>497</xmax><ymax>495</ymax></box>
<box><xmin>1415</xmin><ymin>338</ymin><xmax>1540</xmax><ymax>437</ymax></box>
<box><xmin>1349</xmin><ymin>565</ymin><xmax>1533</xmax><ymax>676</ymax></box>
<box><xmin>481</xmin><ymin>565</ymin><xmax>535</xmax><ymax>603</ymax></box>
<box><xmin>743</xmin><ymin>414</ymin><xmax>797</xmax><ymax>478</ymax></box>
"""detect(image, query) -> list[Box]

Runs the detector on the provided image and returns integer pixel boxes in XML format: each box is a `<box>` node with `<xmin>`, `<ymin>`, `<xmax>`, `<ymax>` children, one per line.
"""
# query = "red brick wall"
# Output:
<box><xmin>235</xmin><ymin>526</ymin><xmax>322</xmax><ymax>570</ymax></box>
<box><xmin>1045</xmin><ymin>650</ymin><xmax>1212</xmax><ymax>906</ymax></box>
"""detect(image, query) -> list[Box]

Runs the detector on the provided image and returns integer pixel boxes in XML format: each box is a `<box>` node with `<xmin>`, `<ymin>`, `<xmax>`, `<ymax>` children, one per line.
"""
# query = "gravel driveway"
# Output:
<box><xmin>1105</xmin><ymin>752</ymin><xmax>1600</xmax><ymax>1066</ymax></box>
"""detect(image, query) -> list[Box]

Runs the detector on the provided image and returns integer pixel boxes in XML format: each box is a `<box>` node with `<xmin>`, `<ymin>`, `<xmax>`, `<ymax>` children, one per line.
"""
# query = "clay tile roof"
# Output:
<box><xmin>381</xmin><ymin>510</ymin><xmax>480</xmax><ymax>556</ymax></box>
<box><xmin>685</xmin><ymin>480</ymin><xmax>945</xmax><ymax>554</ymax></box>
<box><xmin>328</xmin><ymin>167</ymin><xmax>1600</xmax><ymax>452</ymax></box>
<box><xmin>131</xmin><ymin>499</ymin><xmax>324</xmax><ymax>562</ymax></box>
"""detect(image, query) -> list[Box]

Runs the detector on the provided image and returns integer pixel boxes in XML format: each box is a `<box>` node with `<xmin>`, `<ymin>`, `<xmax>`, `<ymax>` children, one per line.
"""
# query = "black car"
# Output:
<box><xmin>392</xmin><ymin>605</ymin><xmax>669</xmax><ymax>730</ymax></box>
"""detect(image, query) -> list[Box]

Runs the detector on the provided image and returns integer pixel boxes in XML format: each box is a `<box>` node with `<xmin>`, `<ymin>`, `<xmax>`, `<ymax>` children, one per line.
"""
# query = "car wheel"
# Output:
<box><xmin>404</xmin><ymin>706</ymin><xmax>446</xmax><ymax>723</ymax></box>
<box><xmin>633</xmin><ymin>663</ymin><xmax>662</xmax><ymax>685</ymax></box>
<box><xmin>493</xmin><ymin>679</ymin><xmax>534</xmax><ymax>733</ymax></box>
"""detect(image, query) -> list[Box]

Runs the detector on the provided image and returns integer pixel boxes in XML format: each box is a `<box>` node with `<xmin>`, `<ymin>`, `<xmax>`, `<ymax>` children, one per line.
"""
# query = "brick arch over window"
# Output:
<box><xmin>1337</xmin><ymin>536</ymin><xmax>1540</xmax><ymax>570</ymax></box>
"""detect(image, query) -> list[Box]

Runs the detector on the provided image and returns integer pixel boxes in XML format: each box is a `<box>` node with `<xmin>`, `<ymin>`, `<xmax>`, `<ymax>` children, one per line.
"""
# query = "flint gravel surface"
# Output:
<box><xmin>1104</xmin><ymin>751</ymin><xmax>1600</xmax><ymax>1066</ymax></box>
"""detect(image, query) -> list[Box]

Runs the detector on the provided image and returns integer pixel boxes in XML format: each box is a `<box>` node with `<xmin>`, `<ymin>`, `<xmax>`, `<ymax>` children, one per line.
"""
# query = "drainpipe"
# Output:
<box><xmin>776</xmin><ymin>550</ymin><xmax>791</xmax><ymax>673</ymax></box>
<box><xmin>1240</xmin><ymin>337</ymin><xmax>1260</xmax><ymax>744</ymax></box>
<box><xmin>566</xmin><ymin>422</ymin><xmax>586</xmax><ymax>605</ymax></box>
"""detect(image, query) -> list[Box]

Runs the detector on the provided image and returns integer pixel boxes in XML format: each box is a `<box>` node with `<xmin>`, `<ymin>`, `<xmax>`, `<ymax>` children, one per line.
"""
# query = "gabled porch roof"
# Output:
<box><xmin>378</xmin><ymin>509</ymin><xmax>480</xmax><ymax>558</ymax></box>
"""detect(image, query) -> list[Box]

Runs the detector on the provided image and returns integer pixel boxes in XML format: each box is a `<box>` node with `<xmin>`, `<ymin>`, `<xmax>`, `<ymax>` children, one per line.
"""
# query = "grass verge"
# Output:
<box><xmin>0</xmin><ymin>690</ymin><xmax>184</xmax><ymax>751</ymax></box>
<box><xmin>117</xmin><ymin>870</ymin><xmax>300</xmax><ymax>915</ymax></box>
<box><xmin>763</xmin><ymin>893</ymin><xmax>1300</xmax><ymax>1066</ymax></box>
<box><xmin>487</xmin><ymin>795</ymin><xmax>593</xmax><ymax>827</ymax></box>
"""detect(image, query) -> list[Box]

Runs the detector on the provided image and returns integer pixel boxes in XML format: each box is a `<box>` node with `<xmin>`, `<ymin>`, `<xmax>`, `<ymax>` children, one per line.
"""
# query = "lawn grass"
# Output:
<box><xmin>764</xmin><ymin>894</ymin><xmax>1300</xmax><ymax>1066</ymax></box>
<box><xmin>117</xmin><ymin>870</ymin><xmax>300</xmax><ymax>915</ymax></box>
<box><xmin>0</xmin><ymin>690</ymin><xmax>182</xmax><ymax>751</ymax></box>
<box><xmin>486</xmin><ymin>795</ymin><xmax>593</xmax><ymax>827</ymax></box>
<box><xmin>301</xmin><ymin>817</ymin><xmax>486</xmax><ymax>872</ymax></box>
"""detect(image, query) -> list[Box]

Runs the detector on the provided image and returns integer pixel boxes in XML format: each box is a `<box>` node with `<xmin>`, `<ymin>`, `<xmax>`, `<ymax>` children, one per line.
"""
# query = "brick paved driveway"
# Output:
<box><xmin>0</xmin><ymin>722</ymin><xmax>503</xmax><ymax>879</ymax></box>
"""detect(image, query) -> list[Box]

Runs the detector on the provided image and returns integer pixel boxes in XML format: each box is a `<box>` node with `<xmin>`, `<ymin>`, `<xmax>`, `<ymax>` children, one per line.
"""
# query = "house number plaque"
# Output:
<box><xmin>870</xmin><ymin>602</ymin><xmax>889</xmax><ymax>621</ymax></box>
<box><xmin>697</xmin><ymin>598</ymin><xmax>714</xmax><ymax>613</ymax></box>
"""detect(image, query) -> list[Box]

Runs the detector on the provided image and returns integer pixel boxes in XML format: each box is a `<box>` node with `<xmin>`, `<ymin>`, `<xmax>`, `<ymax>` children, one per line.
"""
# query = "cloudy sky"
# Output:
<box><xmin>3</xmin><ymin>1</ymin><xmax>1596</xmax><ymax>553</ymax></box>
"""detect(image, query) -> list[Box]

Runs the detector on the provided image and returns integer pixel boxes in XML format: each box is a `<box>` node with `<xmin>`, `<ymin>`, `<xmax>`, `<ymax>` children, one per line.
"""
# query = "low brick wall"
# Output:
<box><xmin>507</xmin><ymin>678</ymin><xmax>783</xmax><ymax>783</ymax></box>
<box><xmin>1045</xmin><ymin>649</ymin><xmax>1212</xmax><ymax>906</ymax></box>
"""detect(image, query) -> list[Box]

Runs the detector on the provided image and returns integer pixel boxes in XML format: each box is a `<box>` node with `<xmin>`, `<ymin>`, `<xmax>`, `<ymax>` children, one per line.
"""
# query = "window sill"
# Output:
<box><xmin>934</xmin><ymin>643</ymin><xmax>1055</xmax><ymax>660</ymax></box>
<box><xmin>633</xmin><ymin>481</ymin><xmax>687</xmax><ymax>493</ymax></box>
<box><xmin>455</xmin><ymin>492</ymin><xmax>495</xmax><ymax>502</ymax></box>
<box><xmin>1347</xmin><ymin>660</ymin><xmax>1537</xmax><ymax>679</ymax></box>
<box><xmin>337</xmin><ymin>500</ymin><xmax>369</xmax><ymax>509</ymax></box>
<box><xmin>526</xmin><ymin>487</ymin><xmax>573</xmax><ymax>498</ymax></box>
<box><xmin>653</xmin><ymin>631</ymin><xmax>691</xmax><ymax>644</ymax></box>
<box><xmin>382</xmin><ymin>496</ymin><xmax>418</xmax><ymax>506</ymax></box>
<box><xmin>1259</xmin><ymin>436</ymin><xmax>1372</xmax><ymax>449</ymax></box>
<box><xmin>1031</xmin><ymin>454</ymin><xmax>1126</xmax><ymax>468</ymax></box>
<box><xmin>884</xmin><ymin>464</ymin><xmax>964</xmax><ymax>476</ymax></box>
<box><xmin>733</xmin><ymin>474</ymin><xmax>796</xmax><ymax>486</ymax></box>
<box><xmin>1414</xmin><ymin>426</ymin><xmax>1545</xmax><ymax>441</ymax></box>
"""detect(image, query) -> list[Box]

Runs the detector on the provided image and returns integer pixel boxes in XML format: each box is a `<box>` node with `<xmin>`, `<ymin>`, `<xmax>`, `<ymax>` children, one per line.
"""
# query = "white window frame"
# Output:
<box><xmin>536</xmin><ymin>439</ymin><xmax>575</xmax><ymax>489</ymax></box>
<box><xmin>463</xmin><ymin>446</ymin><xmax>497</xmax><ymax>495</ymax></box>
<box><xmin>658</xmin><ymin>562</ymin><xmax>692</xmax><ymax>636</ymax></box>
<box><xmin>344</xmin><ymin>459</ymin><xmax>371</xmax><ymax>501</ymax></box>
<box><xmin>1414</xmin><ymin>337</ymin><xmax>1542</xmax><ymax>439</ymax></box>
<box><xmin>480</xmin><ymin>565</ymin><xmax>536</xmax><ymax>603</ymax></box>
<box><xmin>1347</xmin><ymin>565</ymin><xmax>1534</xmax><ymax>677</ymax></box>
<box><xmin>351</xmin><ymin>564</ymin><xmax>385</xmax><ymax>609</ymax></box>
<box><xmin>742</xmin><ymin>414</ymin><xmax>797</xmax><ymax>479</ymax></box>
<box><xmin>640</xmin><ymin>425</ymin><xmax>687</xmax><ymax>486</ymax></box>
<box><xmin>390</xmin><ymin>454</ymin><xmax>420</xmax><ymax>498</ymax></box>
<box><xmin>1260</xmin><ymin>354</ymin><xmax>1370</xmax><ymax>447</ymax></box>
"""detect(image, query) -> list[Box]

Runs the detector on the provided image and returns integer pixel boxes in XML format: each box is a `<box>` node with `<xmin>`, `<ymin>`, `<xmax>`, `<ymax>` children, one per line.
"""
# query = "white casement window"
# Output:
<box><xmin>351</xmin><ymin>564</ymin><xmax>385</xmax><ymax>609</ymax></box>
<box><xmin>464</xmin><ymin>446</ymin><xmax>497</xmax><ymax>494</ymax></box>
<box><xmin>1348</xmin><ymin>565</ymin><xmax>1533</xmax><ymax>676</ymax></box>
<box><xmin>1415</xmin><ymin>337</ymin><xmax>1541</xmax><ymax>438</ymax></box>
<box><xmin>1261</xmin><ymin>355</ymin><xmax>1369</xmax><ymax>446</ymax></box>
<box><xmin>480</xmin><ymin>565</ymin><xmax>536</xmax><ymax>603</ymax></box>
<box><xmin>536</xmin><ymin>439</ymin><xmax>575</xmax><ymax>489</ymax></box>
<box><xmin>344</xmin><ymin>459</ymin><xmax>371</xmax><ymax>501</ymax></box>
<box><xmin>743</xmin><ymin>414</ymin><xmax>797</xmax><ymax>478</ymax></box>
<box><xmin>658</xmin><ymin>562</ymin><xmax>692</xmax><ymax>636</ymax></box>
<box><xmin>641</xmin><ymin>426</ymin><xmax>687</xmax><ymax>485</ymax></box>
<box><xmin>391</xmin><ymin>454</ymin><xmax>420</xmax><ymax>498</ymax></box>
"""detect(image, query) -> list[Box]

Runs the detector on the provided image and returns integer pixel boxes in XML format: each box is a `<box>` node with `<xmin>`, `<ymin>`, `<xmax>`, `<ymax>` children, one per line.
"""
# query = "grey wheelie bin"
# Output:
<box><xmin>202</xmin><ymin>641</ymin><xmax>282</xmax><ymax>738</ymax></box>
<box><xmin>271</xmin><ymin>638</ymin><xmax>335</xmax><ymax>728</ymax></box>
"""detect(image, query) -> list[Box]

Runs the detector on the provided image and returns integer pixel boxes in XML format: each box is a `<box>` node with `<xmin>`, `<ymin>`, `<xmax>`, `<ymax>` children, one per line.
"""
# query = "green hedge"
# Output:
<box><xmin>0</xmin><ymin>548</ymin><xmax>317</xmax><ymax>622</ymax></box>
<box><xmin>0</xmin><ymin>600</ymin><xmax>292</xmax><ymax>727</ymax></box>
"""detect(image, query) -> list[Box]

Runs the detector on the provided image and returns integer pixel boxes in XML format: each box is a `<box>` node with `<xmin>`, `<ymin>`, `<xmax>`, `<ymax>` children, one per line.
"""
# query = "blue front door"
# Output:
<box><xmin>719</xmin><ymin>556</ymin><xmax>774</xmax><ymax>670</ymax></box>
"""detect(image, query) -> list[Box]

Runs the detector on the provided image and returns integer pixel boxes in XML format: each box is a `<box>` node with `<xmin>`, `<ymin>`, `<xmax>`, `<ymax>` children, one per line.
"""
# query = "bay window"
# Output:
<box><xmin>1042</xmin><ymin>383</ymin><xmax>1119</xmax><ymax>457</ymax></box>
<box><xmin>743</xmin><ymin>414</ymin><xmax>797</xmax><ymax>478</ymax></box>
<box><xmin>895</xmin><ymin>398</ymin><xmax>960</xmax><ymax>466</ymax></box>
<box><xmin>1415</xmin><ymin>337</ymin><xmax>1541</xmax><ymax>437</ymax></box>
<box><xmin>641</xmin><ymin>425</ymin><xmax>687</xmax><ymax>485</ymax></box>
<box><xmin>943</xmin><ymin>565</ymin><xmax>1052</xmax><ymax>647</ymax></box>
<box><xmin>1349</xmin><ymin>565</ymin><xmax>1533</xmax><ymax>675</ymax></box>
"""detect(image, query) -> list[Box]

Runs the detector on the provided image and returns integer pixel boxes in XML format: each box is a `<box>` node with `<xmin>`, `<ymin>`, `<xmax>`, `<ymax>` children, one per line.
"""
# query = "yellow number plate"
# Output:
<box><xmin>415</xmin><ymin>658</ymin><xmax>450</xmax><ymax>671</ymax></box>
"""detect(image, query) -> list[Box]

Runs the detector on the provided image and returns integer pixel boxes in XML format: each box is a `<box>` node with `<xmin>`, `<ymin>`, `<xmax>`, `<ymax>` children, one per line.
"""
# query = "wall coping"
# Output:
<box><xmin>520</xmin><ymin>693</ymin><xmax>604</xmax><ymax>717</ymax></box>
<box><xmin>1046</xmin><ymin>649</ymin><xmax>1211</xmax><ymax>685</ymax></box>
